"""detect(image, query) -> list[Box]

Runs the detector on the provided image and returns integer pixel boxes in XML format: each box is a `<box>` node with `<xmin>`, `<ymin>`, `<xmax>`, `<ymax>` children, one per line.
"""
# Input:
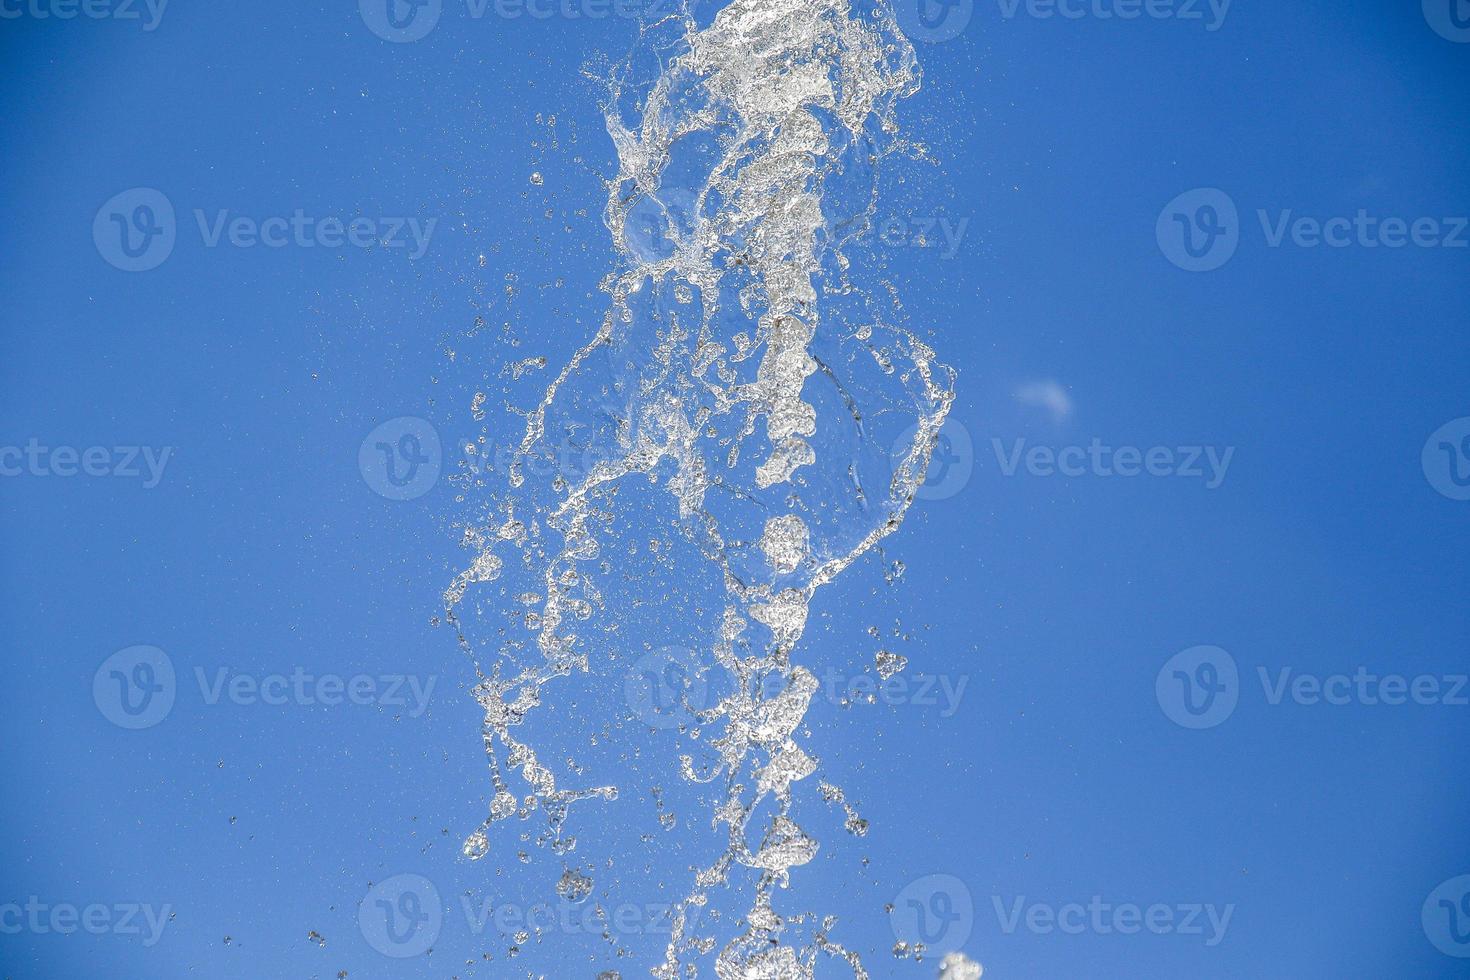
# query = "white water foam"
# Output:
<box><xmin>444</xmin><ymin>0</ymin><xmax>958</xmax><ymax>974</ymax></box>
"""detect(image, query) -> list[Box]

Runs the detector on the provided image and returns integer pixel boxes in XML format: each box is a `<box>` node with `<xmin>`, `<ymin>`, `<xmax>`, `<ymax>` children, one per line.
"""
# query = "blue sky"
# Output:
<box><xmin>2</xmin><ymin>0</ymin><xmax>1469</xmax><ymax>977</ymax></box>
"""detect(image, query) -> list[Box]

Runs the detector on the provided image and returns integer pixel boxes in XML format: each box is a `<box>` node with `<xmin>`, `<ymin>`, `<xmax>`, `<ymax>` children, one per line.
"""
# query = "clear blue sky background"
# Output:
<box><xmin>2</xmin><ymin>1</ymin><xmax>1469</xmax><ymax>977</ymax></box>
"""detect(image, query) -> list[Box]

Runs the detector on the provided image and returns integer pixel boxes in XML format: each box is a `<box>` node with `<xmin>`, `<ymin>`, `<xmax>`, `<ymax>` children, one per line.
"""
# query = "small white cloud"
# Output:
<box><xmin>1014</xmin><ymin>379</ymin><xmax>1073</xmax><ymax>423</ymax></box>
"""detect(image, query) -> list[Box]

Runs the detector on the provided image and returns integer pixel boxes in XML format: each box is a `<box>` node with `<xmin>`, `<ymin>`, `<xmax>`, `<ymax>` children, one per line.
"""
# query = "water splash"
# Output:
<box><xmin>445</xmin><ymin>0</ymin><xmax>956</xmax><ymax>974</ymax></box>
<box><xmin>937</xmin><ymin>952</ymin><xmax>984</xmax><ymax>980</ymax></box>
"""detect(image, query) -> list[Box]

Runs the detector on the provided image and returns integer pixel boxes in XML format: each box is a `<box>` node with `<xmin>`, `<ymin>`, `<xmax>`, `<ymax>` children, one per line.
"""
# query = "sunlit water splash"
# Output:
<box><xmin>444</xmin><ymin>0</ymin><xmax>957</xmax><ymax>974</ymax></box>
